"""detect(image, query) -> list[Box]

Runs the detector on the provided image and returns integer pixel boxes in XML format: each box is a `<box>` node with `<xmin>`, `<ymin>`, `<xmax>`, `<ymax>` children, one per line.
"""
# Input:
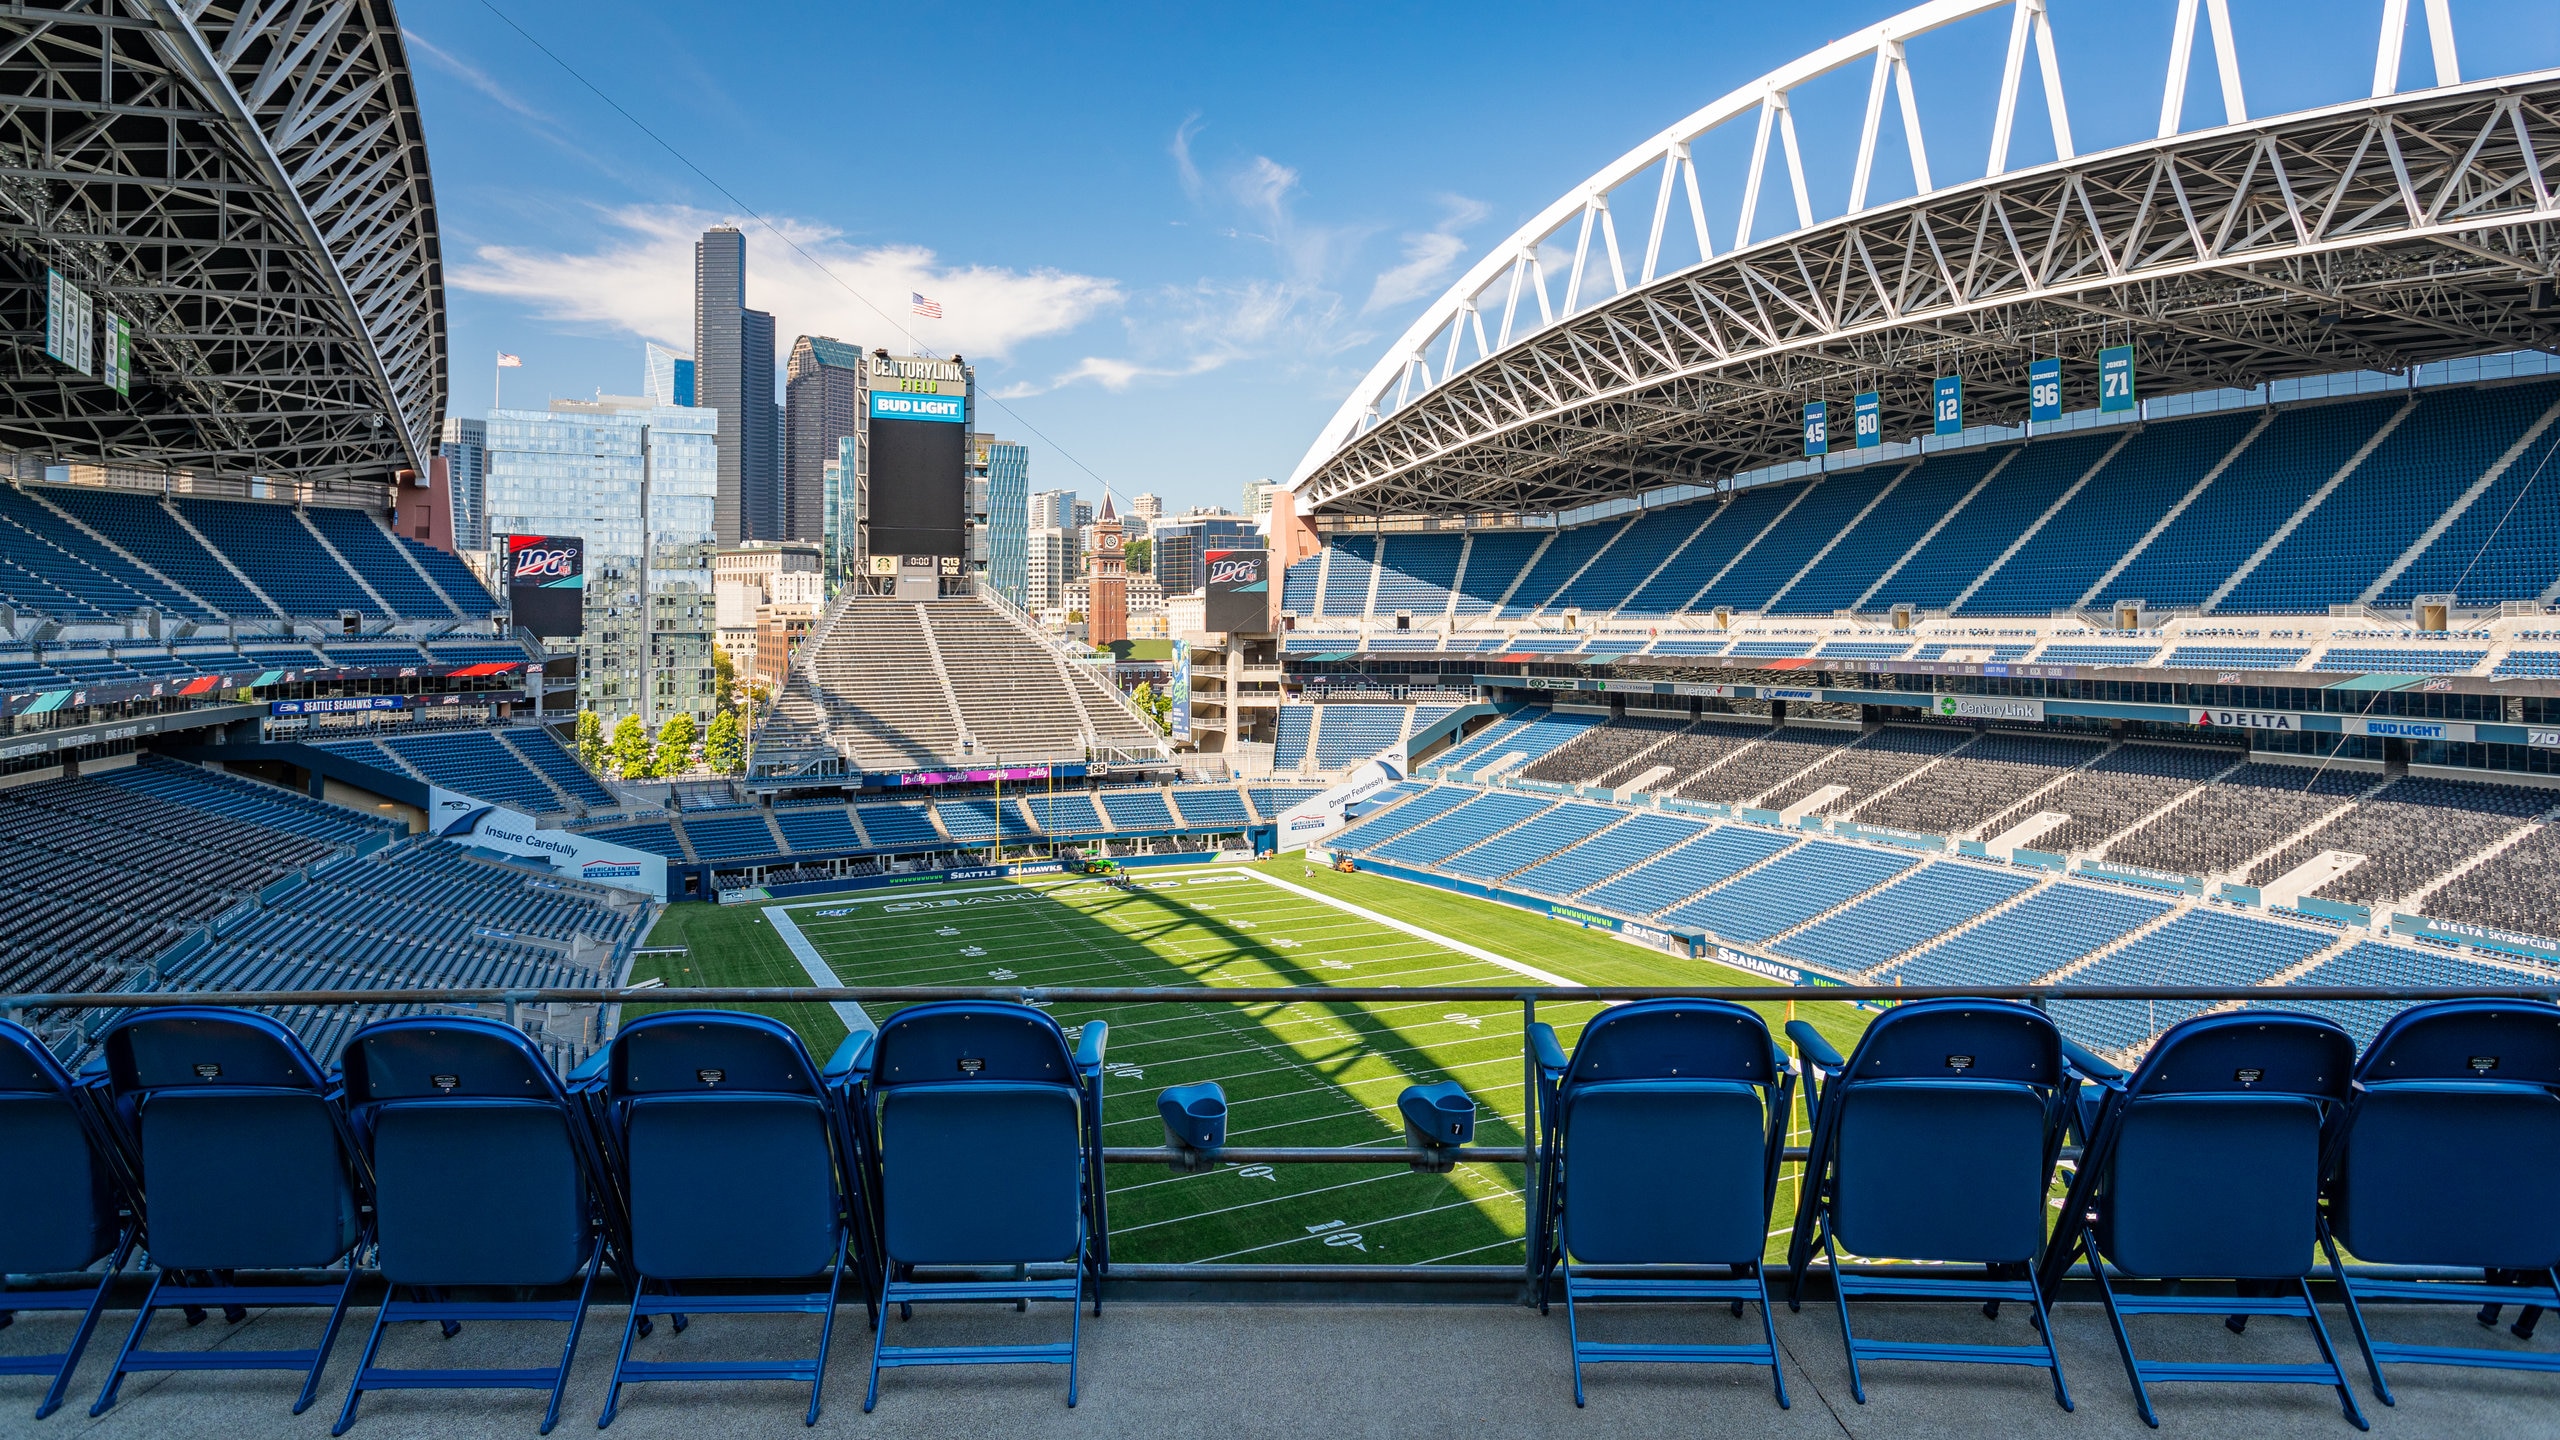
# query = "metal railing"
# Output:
<box><xmin>7</xmin><ymin>980</ymin><xmax>2548</xmax><ymax>1292</ymax></box>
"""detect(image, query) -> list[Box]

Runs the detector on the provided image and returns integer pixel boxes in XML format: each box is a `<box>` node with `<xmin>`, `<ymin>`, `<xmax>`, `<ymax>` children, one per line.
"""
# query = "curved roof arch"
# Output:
<box><xmin>1294</xmin><ymin>0</ymin><xmax>2560</xmax><ymax>517</ymax></box>
<box><xmin>0</xmin><ymin>0</ymin><xmax>445</xmax><ymax>488</ymax></box>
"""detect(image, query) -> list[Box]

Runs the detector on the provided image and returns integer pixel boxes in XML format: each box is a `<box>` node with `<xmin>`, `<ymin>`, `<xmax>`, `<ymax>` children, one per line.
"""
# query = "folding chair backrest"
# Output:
<box><xmin>2094</xmin><ymin>1013</ymin><xmax>2353</xmax><ymax>1280</ymax></box>
<box><xmin>1559</xmin><ymin>1000</ymin><xmax>1779</xmax><ymax>1267</ymax></box>
<box><xmin>0</xmin><ymin>1019</ymin><xmax>117</xmax><ymax>1274</ymax></box>
<box><xmin>100</xmin><ymin>1009</ymin><xmax>355</xmax><ymax>1271</ymax></box>
<box><xmin>342</xmin><ymin>1018</ymin><xmax>592</xmax><ymax>1288</ymax></box>
<box><xmin>604</xmin><ymin>1011</ymin><xmax>840</xmax><ymax>1281</ymax></box>
<box><xmin>2330</xmin><ymin>999</ymin><xmax>2560</xmax><ymax>1270</ymax></box>
<box><xmin>868</xmin><ymin>1003</ymin><xmax>1084</xmax><ymax>1267</ymax></box>
<box><xmin>1824</xmin><ymin>1000</ymin><xmax>2060</xmax><ymax>1264</ymax></box>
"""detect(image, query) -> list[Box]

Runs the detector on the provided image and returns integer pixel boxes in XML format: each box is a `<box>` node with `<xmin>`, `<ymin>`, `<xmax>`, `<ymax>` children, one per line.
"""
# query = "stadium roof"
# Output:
<box><xmin>1291</xmin><ymin>0</ymin><xmax>2560</xmax><ymax>518</ymax></box>
<box><xmin>0</xmin><ymin>1</ymin><xmax>445</xmax><ymax>486</ymax></box>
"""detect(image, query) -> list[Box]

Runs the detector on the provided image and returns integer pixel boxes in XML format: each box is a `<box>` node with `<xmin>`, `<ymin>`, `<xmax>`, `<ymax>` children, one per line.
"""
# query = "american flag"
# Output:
<box><xmin>496</xmin><ymin>351</ymin><xmax>522</xmax><ymax>367</ymax></box>
<box><xmin>910</xmin><ymin>292</ymin><xmax>942</xmax><ymax>319</ymax></box>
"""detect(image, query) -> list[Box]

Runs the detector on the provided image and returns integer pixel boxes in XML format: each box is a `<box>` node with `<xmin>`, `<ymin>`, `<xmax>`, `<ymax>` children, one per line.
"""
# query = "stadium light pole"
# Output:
<box><xmin>638</xmin><ymin>424</ymin><xmax>653</xmax><ymax>735</ymax></box>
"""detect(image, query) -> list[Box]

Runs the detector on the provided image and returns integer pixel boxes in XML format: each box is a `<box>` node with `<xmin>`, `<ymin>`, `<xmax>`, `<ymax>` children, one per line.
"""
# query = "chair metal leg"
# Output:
<box><xmin>544</xmin><ymin>1248</ymin><xmax>604</xmax><ymax>1435</ymax></box>
<box><xmin>331</xmin><ymin>1288</ymin><xmax>401</xmax><ymax>1436</ymax></box>
<box><xmin>1563</xmin><ymin>1263</ymin><xmax>1587</xmax><ymax>1408</ymax></box>
<box><xmin>1822</xmin><ymin>1227</ymin><xmax>1865</xmax><ymax>1404</ymax></box>
<box><xmin>88</xmin><ymin>1271</ymin><xmax>165</xmax><ymax>1416</ymax></box>
<box><xmin>804</xmin><ymin>1248</ymin><xmax>845</xmax><ymax>1426</ymax></box>
<box><xmin>1752</xmin><ymin>1266</ymin><xmax>1790</xmax><ymax>1409</ymax></box>
<box><xmin>2295</xmin><ymin>1276</ymin><xmax>2371</xmax><ymax>1432</ymax></box>
<box><xmin>1066</xmin><ymin>1259</ymin><xmax>1083</xmax><ymax>1408</ymax></box>
<box><xmin>292</xmin><ymin>1266</ymin><xmax>363</xmax><ymax>1415</ymax></box>
<box><xmin>2319</xmin><ymin>1227</ymin><xmax>2392</xmax><ymax>1408</ymax></box>
<box><xmin>2083</xmin><ymin>1241</ymin><xmax>2160</xmax><ymax>1428</ymax></box>
<box><xmin>597</xmin><ymin>1276</ymin><xmax>645</xmax><ymax>1430</ymax></box>
<box><xmin>33</xmin><ymin>1227</ymin><xmax>133</xmax><ymax>1420</ymax></box>
<box><xmin>2025</xmin><ymin>1261</ymin><xmax>2074</xmax><ymax>1412</ymax></box>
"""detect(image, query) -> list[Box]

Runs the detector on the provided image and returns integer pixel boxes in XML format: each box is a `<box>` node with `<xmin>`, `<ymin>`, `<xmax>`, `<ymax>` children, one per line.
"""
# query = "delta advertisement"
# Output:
<box><xmin>506</xmin><ymin>535</ymin><xmax>585</xmax><ymax>639</ymax></box>
<box><xmin>1204</xmin><ymin>548</ymin><xmax>1270</xmax><ymax>634</ymax></box>
<box><xmin>427</xmin><ymin>787</ymin><xmax>666</xmax><ymax>899</ymax></box>
<box><xmin>1271</xmin><ymin>757</ymin><xmax>1403</xmax><ymax>851</ymax></box>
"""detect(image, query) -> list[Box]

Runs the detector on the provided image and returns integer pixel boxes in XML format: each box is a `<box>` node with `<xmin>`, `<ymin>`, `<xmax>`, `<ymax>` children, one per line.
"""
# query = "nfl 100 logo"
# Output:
<box><xmin>1209</xmin><ymin>556</ymin><xmax>1261</xmax><ymax>587</ymax></box>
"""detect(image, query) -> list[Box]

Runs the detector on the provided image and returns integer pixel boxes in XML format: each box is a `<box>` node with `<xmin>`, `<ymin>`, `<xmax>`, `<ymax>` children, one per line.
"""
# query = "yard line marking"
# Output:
<box><xmin>761</xmin><ymin>906</ymin><xmax>875</xmax><ymax>1035</ymax></box>
<box><xmin>1243</xmin><ymin>872</ymin><xmax>1576</xmax><ymax>986</ymax></box>
<box><xmin>1192</xmin><ymin>1189</ymin><xmax>1525</xmax><ymax>1263</ymax></box>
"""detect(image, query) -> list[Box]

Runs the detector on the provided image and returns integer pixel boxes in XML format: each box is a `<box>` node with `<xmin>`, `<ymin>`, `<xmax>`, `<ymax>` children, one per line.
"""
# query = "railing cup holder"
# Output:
<box><xmin>1398</xmin><ymin>1080</ymin><xmax>1474</xmax><ymax>1173</ymax></box>
<box><xmin>1158</xmin><ymin>1081</ymin><xmax>1228</xmax><ymax>1175</ymax></box>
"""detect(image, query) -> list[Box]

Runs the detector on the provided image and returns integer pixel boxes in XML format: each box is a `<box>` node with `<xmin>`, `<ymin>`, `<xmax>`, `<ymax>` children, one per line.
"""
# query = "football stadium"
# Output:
<box><xmin>6</xmin><ymin>1</ymin><xmax>2560</xmax><ymax>1434</ymax></box>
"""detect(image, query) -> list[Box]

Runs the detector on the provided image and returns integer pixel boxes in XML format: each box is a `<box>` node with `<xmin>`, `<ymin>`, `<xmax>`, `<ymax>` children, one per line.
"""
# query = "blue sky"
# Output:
<box><xmin>410</xmin><ymin>0</ymin><xmax>2560</xmax><ymax>514</ymax></box>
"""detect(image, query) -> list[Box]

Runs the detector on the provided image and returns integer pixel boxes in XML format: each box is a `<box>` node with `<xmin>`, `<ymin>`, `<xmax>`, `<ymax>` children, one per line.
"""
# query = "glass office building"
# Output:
<box><xmin>482</xmin><ymin>398</ymin><xmax>721</xmax><ymax>725</ymax></box>
<box><xmin>978</xmin><ymin>436</ymin><xmax>1029</xmax><ymax>608</ymax></box>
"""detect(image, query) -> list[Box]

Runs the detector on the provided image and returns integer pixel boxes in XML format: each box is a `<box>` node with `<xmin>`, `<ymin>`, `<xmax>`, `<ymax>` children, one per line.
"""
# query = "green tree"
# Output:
<box><xmin>575</xmin><ymin>710</ymin><xmax>605</xmax><ymax>772</ymax></box>
<box><xmin>1124</xmin><ymin>537</ymin><xmax>1152</xmax><ymax>575</ymax></box>
<box><xmin>703</xmin><ymin>709</ymin><xmax>745</xmax><ymax>774</ymax></box>
<box><xmin>1127</xmin><ymin>681</ymin><xmax>1172</xmax><ymax>736</ymax></box>
<box><xmin>651</xmin><ymin>712</ymin><xmax>699</xmax><ymax>778</ymax></box>
<box><xmin>711</xmin><ymin>647</ymin><xmax>739</xmax><ymax>714</ymax></box>
<box><xmin>608</xmin><ymin>714</ymin><xmax>651</xmax><ymax>777</ymax></box>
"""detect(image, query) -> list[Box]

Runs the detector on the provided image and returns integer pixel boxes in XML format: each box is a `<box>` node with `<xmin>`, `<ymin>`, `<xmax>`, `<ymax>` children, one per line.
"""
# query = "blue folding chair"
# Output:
<box><xmin>332</xmin><ymin>1017</ymin><xmax>609</xmax><ymax>1434</ymax></box>
<box><xmin>2319</xmin><ymin>997</ymin><xmax>2560</xmax><ymax>1401</ymax></box>
<box><xmin>2040</xmin><ymin>1011</ymin><xmax>2368</xmax><ymax>1429</ymax></box>
<box><xmin>1528</xmin><ymin>998</ymin><xmax>1795</xmax><ymax>1407</ymax></box>
<box><xmin>582</xmin><ymin>1010</ymin><xmax>858</xmax><ymax>1428</ymax></box>
<box><xmin>87</xmin><ymin>1008</ymin><xmax>365</xmax><ymax>1416</ymax></box>
<box><xmin>0</xmin><ymin>1019</ymin><xmax>137</xmax><ymax>1418</ymax></box>
<box><xmin>1784</xmin><ymin>1001</ymin><xmax>2075</xmax><ymax>1408</ymax></box>
<box><xmin>844</xmin><ymin>1001</ymin><xmax>1107</xmax><ymax>1410</ymax></box>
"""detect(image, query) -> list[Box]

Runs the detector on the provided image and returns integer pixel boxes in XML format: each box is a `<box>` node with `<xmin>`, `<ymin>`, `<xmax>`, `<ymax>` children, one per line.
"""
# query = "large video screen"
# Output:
<box><xmin>505</xmin><ymin>534</ymin><xmax>584</xmax><ymax>638</ymax></box>
<box><xmin>1205</xmin><ymin>548</ymin><xmax>1270</xmax><ymax>633</ymax></box>
<box><xmin>868</xmin><ymin>415</ymin><xmax>966</xmax><ymax>559</ymax></box>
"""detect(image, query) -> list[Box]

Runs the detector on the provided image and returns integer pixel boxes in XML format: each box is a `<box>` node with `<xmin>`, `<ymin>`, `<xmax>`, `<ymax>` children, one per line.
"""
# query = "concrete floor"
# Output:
<box><xmin>1</xmin><ymin>1290</ymin><xmax>2551</xmax><ymax>1439</ymax></box>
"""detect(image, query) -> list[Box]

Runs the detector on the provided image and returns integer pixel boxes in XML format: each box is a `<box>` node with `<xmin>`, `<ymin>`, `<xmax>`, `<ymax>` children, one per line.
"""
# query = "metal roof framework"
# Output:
<box><xmin>0</xmin><ymin>0</ymin><xmax>444</xmax><ymax>486</ymax></box>
<box><xmin>1295</xmin><ymin>0</ymin><xmax>2560</xmax><ymax>518</ymax></box>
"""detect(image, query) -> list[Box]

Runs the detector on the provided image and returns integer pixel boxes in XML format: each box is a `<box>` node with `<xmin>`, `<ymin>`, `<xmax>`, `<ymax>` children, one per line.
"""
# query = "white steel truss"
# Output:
<box><xmin>1292</xmin><ymin>0</ymin><xmax>2559</xmax><ymax>518</ymax></box>
<box><xmin>0</xmin><ymin>0</ymin><xmax>444</xmax><ymax>487</ymax></box>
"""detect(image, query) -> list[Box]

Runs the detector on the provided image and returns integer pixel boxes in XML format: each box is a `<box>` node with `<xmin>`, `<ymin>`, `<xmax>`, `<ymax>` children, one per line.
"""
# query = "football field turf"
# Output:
<box><xmin>632</xmin><ymin>858</ymin><xmax>1877</xmax><ymax>1267</ymax></box>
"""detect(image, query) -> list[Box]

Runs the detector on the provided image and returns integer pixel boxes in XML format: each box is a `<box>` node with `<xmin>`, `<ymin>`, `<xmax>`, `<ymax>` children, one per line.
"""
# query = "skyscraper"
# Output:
<box><xmin>1027</xmin><ymin>488</ymin><xmax>1077</xmax><ymax>532</ymax></box>
<box><xmin>741</xmin><ymin>307</ymin><xmax>779</xmax><ymax>539</ymax></box>
<box><xmin>1241</xmin><ymin>479</ymin><xmax>1275</xmax><ymax>521</ymax></box>
<box><xmin>979</xmin><ymin>437</ymin><xmax>1029</xmax><ymax>608</ymax></box>
<box><xmin>693</xmin><ymin>226</ymin><xmax>782</xmax><ymax>543</ymax></box>
<box><xmin>437</xmin><ymin>416</ymin><xmax>486</xmax><ymax>549</ymax></box>
<box><xmin>784</xmin><ymin>336</ymin><xmax>863</xmax><ymax>544</ymax></box>
<box><xmin>644</xmin><ymin>342</ymin><xmax>694</xmax><ymax>406</ymax></box>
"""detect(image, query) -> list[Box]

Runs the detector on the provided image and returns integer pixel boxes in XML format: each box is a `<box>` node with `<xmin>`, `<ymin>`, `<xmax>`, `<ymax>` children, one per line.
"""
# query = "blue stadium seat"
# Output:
<box><xmin>36</xmin><ymin>486</ymin><xmax>277</xmax><ymax>619</ymax></box>
<box><xmin>1319</xmin><ymin>536</ymin><xmax>1378</xmax><ymax>616</ymax></box>
<box><xmin>1701</xmin><ymin>467</ymin><xmax>1900</xmax><ymax>611</ymax></box>
<box><xmin>2319</xmin><ymin>999</ymin><xmax>2560</xmax><ymax>1398</ymax></box>
<box><xmin>1528</xmin><ymin>1000</ymin><xmax>1795</xmax><ymax>1407</ymax></box>
<box><xmin>853</xmin><ymin>803</ymin><xmax>940</xmax><ymax>850</ymax></box>
<box><xmin>1099</xmin><ymin>789</ymin><xmax>1176</xmax><ymax>831</ymax></box>
<box><xmin>1451</xmin><ymin>531</ymin><xmax>1545</xmax><ymax>617</ymax></box>
<box><xmin>1781</xmin><ymin>452</ymin><xmax>1999</xmax><ymax>614</ymax></box>
<box><xmin>89</xmin><ymin>1009</ymin><xmax>365</xmax><ymax>1417</ymax></box>
<box><xmin>1775</xmin><ymin>863</ymin><xmax>2035</xmax><ymax>973</ymax></box>
<box><xmin>1666</xmin><ymin>841</ymin><xmax>1910</xmax><ymax>943</ymax></box>
<box><xmin>1167</xmin><ymin>787</ymin><xmax>1250</xmax><ymax>828</ymax></box>
<box><xmin>1310</xmin><ymin>706</ymin><xmax>1404</xmax><ymax>769</ymax></box>
<box><xmin>1502</xmin><ymin>522</ymin><xmax>1623</xmax><ymax>618</ymax></box>
<box><xmin>1508</xmin><ymin>812</ymin><xmax>1708</xmax><ymax>896</ymax></box>
<box><xmin>0</xmin><ymin>1018</ymin><xmax>136</xmax><ymax>1419</ymax></box>
<box><xmin>2039</xmin><ymin>1013</ymin><xmax>2368</xmax><ymax>1429</ymax></box>
<box><xmin>844</xmin><ymin>1002</ymin><xmax>1107</xmax><ymax>1409</ymax></box>
<box><xmin>778</xmin><ymin>806</ymin><xmax>860</xmax><ymax>853</ymax></box>
<box><xmin>1274</xmin><ymin>705</ymin><xmax>1314</xmax><ymax>770</ymax></box>
<box><xmin>680</xmin><ymin>811</ymin><xmax>782</xmax><ymax>862</ymax></box>
<box><xmin>332</xmin><ymin>1017</ymin><xmax>606</xmax><ymax>1434</ymax></box>
<box><xmin>173</xmin><ymin>496</ymin><xmax>381</xmax><ymax>618</ymax></box>
<box><xmin>304</xmin><ymin>507</ymin><xmax>454</xmax><ymax>619</ymax></box>
<box><xmin>1783</xmin><ymin>1002</ymin><xmax>2074</xmax><ymax>1409</ymax></box>
<box><xmin>1622</xmin><ymin>483</ymin><xmax>1799</xmax><ymax>615</ymax></box>
<box><xmin>1371</xmin><ymin>534</ymin><xmax>1464</xmax><ymax>617</ymax></box>
<box><xmin>585</xmin><ymin>1012</ymin><xmax>862</xmax><ymax>1427</ymax></box>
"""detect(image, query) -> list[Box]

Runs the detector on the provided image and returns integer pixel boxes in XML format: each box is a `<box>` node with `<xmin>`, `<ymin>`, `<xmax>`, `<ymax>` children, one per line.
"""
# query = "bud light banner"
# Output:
<box><xmin>506</xmin><ymin>534</ymin><xmax>585</xmax><ymax>638</ymax></box>
<box><xmin>1205</xmin><ymin>548</ymin><xmax>1269</xmax><ymax>634</ymax></box>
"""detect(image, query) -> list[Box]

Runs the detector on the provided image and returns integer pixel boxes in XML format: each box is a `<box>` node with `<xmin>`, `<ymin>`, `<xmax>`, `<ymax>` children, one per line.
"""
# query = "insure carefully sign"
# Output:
<box><xmin>2099</xmin><ymin>344</ymin><xmax>2136</xmax><ymax>414</ymax></box>
<box><xmin>1932</xmin><ymin>375</ymin><xmax>1963</xmax><ymax>436</ymax></box>
<box><xmin>2028</xmin><ymin>357</ymin><xmax>2062</xmax><ymax>423</ymax></box>
<box><xmin>1802</xmin><ymin>400</ymin><xmax>1827</xmax><ymax>456</ymax></box>
<box><xmin>1853</xmin><ymin>391</ymin><xmax>1881</xmax><ymax>449</ymax></box>
<box><xmin>44</xmin><ymin>269</ymin><xmax>93</xmax><ymax>376</ymax></box>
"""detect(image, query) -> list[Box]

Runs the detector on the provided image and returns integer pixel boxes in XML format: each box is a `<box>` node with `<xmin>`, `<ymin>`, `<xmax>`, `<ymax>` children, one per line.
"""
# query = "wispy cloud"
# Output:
<box><xmin>450</xmin><ymin>205</ymin><xmax>1121</xmax><ymax>361</ymax></box>
<box><xmin>1363</xmin><ymin>193</ymin><xmax>1490</xmax><ymax>314</ymax></box>
<box><xmin>402</xmin><ymin>27</ymin><xmax>553</xmax><ymax>127</ymax></box>
<box><xmin>1170</xmin><ymin>113</ymin><xmax>1206</xmax><ymax>203</ymax></box>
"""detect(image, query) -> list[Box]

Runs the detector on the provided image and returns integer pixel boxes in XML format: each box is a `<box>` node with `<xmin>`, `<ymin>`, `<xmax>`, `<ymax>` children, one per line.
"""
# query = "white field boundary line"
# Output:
<box><xmin>1244</xmin><ymin>871</ymin><xmax>1577</xmax><ymax>987</ymax></box>
<box><xmin>771</xmin><ymin>868</ymin><xmax>1249</xmax><ymax>914</ymax></box>
<box><xmin>760</xmin><ymin>906</ymin><xmax>877</xmax><ymax>1036</ymax></box>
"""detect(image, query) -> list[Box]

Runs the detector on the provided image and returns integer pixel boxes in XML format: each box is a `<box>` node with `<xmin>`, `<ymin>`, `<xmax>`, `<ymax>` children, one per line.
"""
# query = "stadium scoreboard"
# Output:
<box><xmin>864</xmin><ymin>354</ymin><xmax>969</xmax><ymax>570</ymax></box>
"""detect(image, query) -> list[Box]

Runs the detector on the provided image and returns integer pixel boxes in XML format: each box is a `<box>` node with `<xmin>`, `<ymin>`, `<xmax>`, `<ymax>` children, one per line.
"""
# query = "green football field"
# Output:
<box><xmin>631</xmin><ymin>858</ymin><xmax>1877</xmax><ymax>1267</ymax></box>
